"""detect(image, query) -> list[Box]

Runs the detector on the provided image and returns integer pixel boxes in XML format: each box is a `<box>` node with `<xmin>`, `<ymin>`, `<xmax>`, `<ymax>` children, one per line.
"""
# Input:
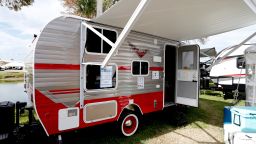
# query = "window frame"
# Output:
<box><xmin>85</xmin><ymin>25</ymin><xmax>118</xmax><ymax>55</ymax></box>
<box><xmin>131</xmin><ymin>60</ymin><xmax>150</xmax><ymax>76</ymax></box>
<box><xmin>84</xmin><ymin>62</ymin><xmax>118</xmax><ymax>92</ymax></box>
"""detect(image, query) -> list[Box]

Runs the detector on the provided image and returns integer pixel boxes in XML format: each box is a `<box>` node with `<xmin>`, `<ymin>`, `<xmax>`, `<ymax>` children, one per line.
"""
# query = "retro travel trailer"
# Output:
<box><xmin>24</xmin><ymin>0</ymin><xmax>256</xmax><ymax>138</ymax></box>
<box><xmin>210</xmin><ymin>32</ymin><xmax>256</xmax><ymax>98</ymax></box>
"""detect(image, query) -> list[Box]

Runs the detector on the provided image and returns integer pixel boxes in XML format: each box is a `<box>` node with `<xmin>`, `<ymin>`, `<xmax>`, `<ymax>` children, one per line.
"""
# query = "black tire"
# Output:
<box><xmin>118</xmin><ymin>111</ymin><xmax>139</xmax><ymax>137</ymax></box>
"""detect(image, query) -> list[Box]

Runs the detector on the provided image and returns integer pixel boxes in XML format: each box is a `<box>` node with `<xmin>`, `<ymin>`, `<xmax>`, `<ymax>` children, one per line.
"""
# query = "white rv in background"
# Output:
<box><xmin>210</xmin><ymin>33</ymin><xmax>256</xmax><ymax>99</ymax></box>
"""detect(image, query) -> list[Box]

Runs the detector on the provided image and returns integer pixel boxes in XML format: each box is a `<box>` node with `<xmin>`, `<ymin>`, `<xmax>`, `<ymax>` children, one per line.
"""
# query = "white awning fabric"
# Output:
<box><xmin>93</xmin><ymin>0</ymin><xmax>256</xmax><ymax>41</ymax></box>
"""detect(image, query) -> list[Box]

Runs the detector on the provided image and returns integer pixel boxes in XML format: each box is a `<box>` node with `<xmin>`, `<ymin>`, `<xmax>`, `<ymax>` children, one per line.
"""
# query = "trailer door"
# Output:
<box><xmin>176</xmin><ymin>45</ymin><xmax>199</xmax><ymax>107</ymax></box>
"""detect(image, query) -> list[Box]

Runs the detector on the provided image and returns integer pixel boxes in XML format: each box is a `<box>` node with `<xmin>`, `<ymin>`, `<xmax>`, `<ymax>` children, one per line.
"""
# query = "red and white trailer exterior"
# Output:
<box><xmin>23</xmin><ymin>0</ymin><xmax>256</xmax><ymax>136</ymax></box>
<box><xmin>24</xmin><ymin>16</ymin><xmax>200</xmax><ymax>136</ymax></box>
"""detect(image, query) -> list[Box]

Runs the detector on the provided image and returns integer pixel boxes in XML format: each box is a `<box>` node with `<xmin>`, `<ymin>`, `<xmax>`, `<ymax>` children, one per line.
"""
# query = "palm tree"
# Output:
<box><xmin>77</xmin><ymin>0</ymin><xmax>96</xmax><ymax>18</ymax></box>
<box><xmin>0</xmin><ymin>0</ymin><xmax>34</xmax><ymax>11</ymax></box>
<box><xmin>63</xmin><ymin>0</ymin><xmax>118</xmax><ymax>18</ymax></box>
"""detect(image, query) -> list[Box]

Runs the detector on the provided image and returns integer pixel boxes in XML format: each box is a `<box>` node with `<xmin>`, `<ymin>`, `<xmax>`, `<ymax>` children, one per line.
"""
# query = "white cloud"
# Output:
<box><xmin>0</xmin><ymin>0</ymin><xmax>64</xmax><ymax>35</ymax></box>
<box><xmin>0</xmin><ymin>0</ymin><xmax>65</xmax><ymax>60</ymax></box>
<box><xmin>0</xmin><ymin>31</ymin><xmax>28</xmax><ymax>61</ymax></box>
<box><xmin>0</xmin><ymin>31</ymin><xmax>30</xmax><ymax>60</ymax></box>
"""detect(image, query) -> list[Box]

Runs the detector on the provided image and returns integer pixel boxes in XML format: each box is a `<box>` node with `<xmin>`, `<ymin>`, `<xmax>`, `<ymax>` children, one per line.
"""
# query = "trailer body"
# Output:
<box><xmin>25</xmin><ymin>16</ymin><xmax>200</xmax><ymax>136</ymax></box>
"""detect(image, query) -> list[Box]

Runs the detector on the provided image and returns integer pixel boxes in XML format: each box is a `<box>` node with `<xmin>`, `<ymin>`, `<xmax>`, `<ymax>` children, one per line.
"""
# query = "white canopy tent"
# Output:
<box><xmin>1</xmin><ymin>61</ymin><xmax>24</xmax><ymax>69</ymax></box>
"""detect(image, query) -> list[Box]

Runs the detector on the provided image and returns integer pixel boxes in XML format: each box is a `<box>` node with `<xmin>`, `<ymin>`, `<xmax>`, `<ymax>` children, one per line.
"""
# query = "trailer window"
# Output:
<box><xmin>86</xmin><ymin>65</ymin><xmax>117</xmax><ymax>90</ymax></box>
<box><xmin>237</xmin><ymin>57</ymin><xmax>245</xmax><ymax>69</ymax></box>
<box><xmin>103</xmin><ymin>29</ymin><xmax>117</xmax><ymax>53</ymax></box>
<box><xmin>86</xmin><ymin>28</ymin><xmax>117</xmax><ymax>54</ymax></box>
<box><xmin>86</xmin><ymin>28</ymin><xmax>102</xmax><ymax>53</ymax></box>
<box><xmin>141</xmin><ymin>62</ymin><xmax>149</xmax><ymax>75</ymax></box>
<box><xmin>132</xmin><ymin>61</ymin><xmax>149</xmax><ymax>76</ymax></box>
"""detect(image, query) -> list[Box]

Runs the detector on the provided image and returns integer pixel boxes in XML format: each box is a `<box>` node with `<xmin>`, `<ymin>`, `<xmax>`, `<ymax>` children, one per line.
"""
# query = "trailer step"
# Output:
<box><xmin>164</xmin><ymin>102</ymin><xmax>176</xmax><ymax>107</ymax></box>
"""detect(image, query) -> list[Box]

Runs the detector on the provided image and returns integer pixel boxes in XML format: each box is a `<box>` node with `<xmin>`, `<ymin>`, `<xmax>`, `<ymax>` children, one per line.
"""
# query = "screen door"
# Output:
<box><xmin>176</xmin><ymin>45</ymin><xmax>199</xmax><ymax>107</ymax></box>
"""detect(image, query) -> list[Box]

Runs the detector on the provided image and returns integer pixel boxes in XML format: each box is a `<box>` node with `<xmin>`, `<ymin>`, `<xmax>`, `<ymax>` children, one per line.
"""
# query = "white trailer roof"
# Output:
<box><xmin>93</xmin><ymin>0</ymin><xmax>256</xmax><ymax>41</ymax></box>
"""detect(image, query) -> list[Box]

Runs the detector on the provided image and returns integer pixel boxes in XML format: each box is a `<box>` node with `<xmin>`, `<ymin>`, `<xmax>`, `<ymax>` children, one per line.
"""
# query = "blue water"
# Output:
<box><xmin>0</xmin><ymin>82</ymin><xmax>30</xmax><ymax>105</ymax></box>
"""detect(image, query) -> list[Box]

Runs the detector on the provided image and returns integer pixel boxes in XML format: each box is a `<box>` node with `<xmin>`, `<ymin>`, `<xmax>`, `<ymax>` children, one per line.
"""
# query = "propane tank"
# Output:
<box><xmin>245</xmin><ymin>46</ymin><xmax>256</xmax><ymax>106</ymax></box>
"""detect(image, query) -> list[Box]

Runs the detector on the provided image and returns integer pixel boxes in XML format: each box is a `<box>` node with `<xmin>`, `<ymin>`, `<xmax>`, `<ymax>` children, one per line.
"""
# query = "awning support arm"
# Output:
<box><xmin>207</xmin><ymin>32</ymin><xmax>256</xmax><ymax>71</ymax></box>
<box><xmin>101</xmin><ymin>0</ymin><xmax>150</xmax><ymax>67</ymax></box>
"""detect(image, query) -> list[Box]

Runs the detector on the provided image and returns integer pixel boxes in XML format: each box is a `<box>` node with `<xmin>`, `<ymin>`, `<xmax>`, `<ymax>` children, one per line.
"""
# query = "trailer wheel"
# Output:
<box><xmin>118</xmin><ymin>112</ymin><xmax>139</xmax><ymax>137</ymax></box>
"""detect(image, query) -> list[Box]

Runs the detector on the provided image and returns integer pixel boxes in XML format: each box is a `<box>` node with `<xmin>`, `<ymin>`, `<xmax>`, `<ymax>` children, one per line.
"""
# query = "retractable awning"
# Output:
<box><xmin>93</xmin><ymin>0</ymin><xmax>256</xmax><ymax>41</ymax></box>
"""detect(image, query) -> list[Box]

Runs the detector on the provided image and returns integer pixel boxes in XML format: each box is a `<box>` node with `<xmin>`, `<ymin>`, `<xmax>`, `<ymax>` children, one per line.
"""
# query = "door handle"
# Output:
<box><xmin>192</xmin><ymin>80</ymin><xmax>197</xmax><ymax>82</ymax></box>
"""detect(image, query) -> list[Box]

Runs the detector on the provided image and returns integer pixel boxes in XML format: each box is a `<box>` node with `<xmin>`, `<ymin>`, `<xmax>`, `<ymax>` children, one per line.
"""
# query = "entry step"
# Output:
<box><xmin>164</xmin><ymin>102</ymin><xmax>176</xmax><ymax>107</ymax></box>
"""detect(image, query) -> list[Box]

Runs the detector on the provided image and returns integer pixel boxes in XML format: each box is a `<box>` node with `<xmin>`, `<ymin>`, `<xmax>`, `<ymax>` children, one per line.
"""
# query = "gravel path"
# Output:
<box><xmin>142</xmin><ymin>123</ymin><xmax>224</xmax><ymax>144</ymax></box>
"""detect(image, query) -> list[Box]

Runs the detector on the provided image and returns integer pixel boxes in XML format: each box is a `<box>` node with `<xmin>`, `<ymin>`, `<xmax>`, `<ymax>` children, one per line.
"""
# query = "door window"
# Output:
<box><xmin>182</xmin><ymin>51</ymin><xmax>194</xmax><ymax>69</ymax></box>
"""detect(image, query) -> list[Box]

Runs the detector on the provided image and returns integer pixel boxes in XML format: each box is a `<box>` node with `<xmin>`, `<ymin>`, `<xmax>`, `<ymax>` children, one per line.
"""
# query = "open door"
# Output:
<box><xmin>176</xmin><ymin>45</ymin><xmax>199</xmax><ymax>107</ymax></box>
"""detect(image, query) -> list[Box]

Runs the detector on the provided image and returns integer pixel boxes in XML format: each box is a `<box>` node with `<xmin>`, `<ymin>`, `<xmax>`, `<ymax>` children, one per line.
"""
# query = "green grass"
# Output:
<box><xmin>0</xmin><ymin>71</ymin><xmax>24</xmax><ymax>82</ymax></box>
<box><xmin>186</xmin><ymin>94</ymin><xmax>244</xmax><ymax>128</ymax></box>
<box><xmin>200</xmin><ymin>89</ymin><xmax>223</xmax><ymax>97</ymax></box>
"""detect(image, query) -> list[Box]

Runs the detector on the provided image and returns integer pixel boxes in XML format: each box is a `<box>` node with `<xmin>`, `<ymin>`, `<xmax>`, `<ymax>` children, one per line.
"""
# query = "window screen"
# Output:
<box><xmin>237</xmin><ymin>57</ymin><xmax>245</xmax><ymax>69</ymax></box>
<box><xmin>85</xmin><ymin>27</ymin><xmax>117</xmax><ymax>54</ymax></box>
<box><xmin>86</xmin><ymin>65</ymin><xmax>117</xmax><ymax>90</ymax></box>
<box><xmin>132</xmin><ymin>61</ymin><xmax>149</xmax><ymax>76</ymax></box>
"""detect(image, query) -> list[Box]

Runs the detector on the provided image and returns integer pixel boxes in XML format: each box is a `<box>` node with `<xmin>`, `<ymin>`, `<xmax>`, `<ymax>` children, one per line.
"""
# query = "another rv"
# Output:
<box><xmin>210</xmin><ymin>33</ymin><xmax>256</xmax><ymax>98</ymax></box>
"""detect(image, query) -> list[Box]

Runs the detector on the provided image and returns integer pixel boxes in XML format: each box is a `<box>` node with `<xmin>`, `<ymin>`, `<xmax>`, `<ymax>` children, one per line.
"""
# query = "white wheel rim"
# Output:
<box><xmin>121</xmin><ymin>114</ymin><xmax>139</xmax><ymax>136</ymax></box>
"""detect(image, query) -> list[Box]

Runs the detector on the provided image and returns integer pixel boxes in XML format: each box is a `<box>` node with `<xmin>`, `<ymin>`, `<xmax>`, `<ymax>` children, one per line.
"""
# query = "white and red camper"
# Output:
<box><xmin>210</xmin><ymin>32</ymin><xmax>256</xmax><ymax>98</ymax></box>
<box><xmin>24</xmin><ymin>0</ymin><xmax>256</xmax><ymax>137</ymax></box>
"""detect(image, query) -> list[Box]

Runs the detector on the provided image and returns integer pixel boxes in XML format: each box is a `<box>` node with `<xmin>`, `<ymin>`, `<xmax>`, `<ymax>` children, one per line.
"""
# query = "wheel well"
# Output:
<box><xmin>118</xmin><ymin>104</ymin><xmax>143</xmax><ymax>121</ymax></box>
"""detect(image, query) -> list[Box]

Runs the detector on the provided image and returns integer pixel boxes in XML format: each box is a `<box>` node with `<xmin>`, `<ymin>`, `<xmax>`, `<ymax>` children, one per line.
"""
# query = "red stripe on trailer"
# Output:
<box><xmin>35</xmin><ymin>64</ymin><xmax>164</xmax><ymax>72</ymax></box>
<box><xmin>49</xmin><ymin>88</ymin><xmax>80</xmax><ymax>93</ymax></box>
<box><xmin>224</xmin><ymin>74</ymin><xmax>246</xmax><ymax>77</ymax></box>
<box><xmin>150</xmin><ymin>67</ymin><xmax>163</xmax><ymax>71</ymax></box>
<box><xmin>51</xmin><ymin>91</ymin><xmax>80</xmax><ymax>95</ymax></box>
<box><xmin>35</xmin><ymin>63</ymin><xmax>80</xmax><ymax>70</ymax></box>
<box><xmin>118</xmin><ymin>66</ymin><xmax>131</xmax><ymax>70</ymax></box>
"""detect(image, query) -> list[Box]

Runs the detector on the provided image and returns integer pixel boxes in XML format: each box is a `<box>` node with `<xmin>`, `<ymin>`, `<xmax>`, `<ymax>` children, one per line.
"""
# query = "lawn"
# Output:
<box><xmin>18</xmin><ymin>93</ymin><xmax>244</xmax><ymax>144</ymax></box>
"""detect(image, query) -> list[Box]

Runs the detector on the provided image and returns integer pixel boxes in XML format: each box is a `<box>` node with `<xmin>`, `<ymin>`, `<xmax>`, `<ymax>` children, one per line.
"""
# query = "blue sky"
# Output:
<box><xmin>0</xmin><ymin>0</ymin><xmax>256</xmax><ymax>61</ymax></box>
